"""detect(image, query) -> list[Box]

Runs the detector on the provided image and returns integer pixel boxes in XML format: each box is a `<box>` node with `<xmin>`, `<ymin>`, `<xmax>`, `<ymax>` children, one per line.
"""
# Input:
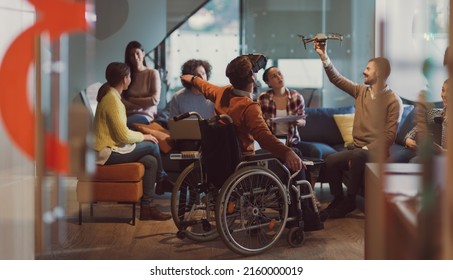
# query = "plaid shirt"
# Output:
<box><xmin>258</xmin><ymin>88</ymin><xmax>305</xmax><ymax>146</ymax></box>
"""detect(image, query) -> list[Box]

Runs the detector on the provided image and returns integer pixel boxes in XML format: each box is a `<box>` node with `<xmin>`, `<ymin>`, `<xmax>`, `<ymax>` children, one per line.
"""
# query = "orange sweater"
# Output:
<box><xmin>193</xmin><ymin>78</ymin><xmax>291</xmax><ymax>160</ymax></box>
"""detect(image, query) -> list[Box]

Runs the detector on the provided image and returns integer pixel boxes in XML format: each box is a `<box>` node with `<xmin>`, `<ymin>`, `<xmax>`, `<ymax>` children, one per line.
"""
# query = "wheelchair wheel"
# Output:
<box><xmin>171</xmin><ymin>162</ymin><xmax>218</xmax><ymax>242</ymax></box>
<box><xmin>287</xmin><ymin>227</ymin><xmax>305</xmax><ymax>247</ymax></box>
<box><xmin>215</xmin><ymin>166</ymin><xmax>288</xmax><ymax>256</ymax></box>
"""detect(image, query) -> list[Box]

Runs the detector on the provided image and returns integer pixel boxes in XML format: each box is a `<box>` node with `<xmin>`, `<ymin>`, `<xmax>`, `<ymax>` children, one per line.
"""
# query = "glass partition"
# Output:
<box><xmin>242</xmin><ymin>0</ymin><xmax>375</xmax><ymax>107</ymax></box>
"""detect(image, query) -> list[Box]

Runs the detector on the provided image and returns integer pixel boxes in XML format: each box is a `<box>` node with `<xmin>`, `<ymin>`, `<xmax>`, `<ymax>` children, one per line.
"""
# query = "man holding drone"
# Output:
<box><xmin>312</xmin><ymin>40</ymin><xmax>403</xmax><ymax>220</ymax></box>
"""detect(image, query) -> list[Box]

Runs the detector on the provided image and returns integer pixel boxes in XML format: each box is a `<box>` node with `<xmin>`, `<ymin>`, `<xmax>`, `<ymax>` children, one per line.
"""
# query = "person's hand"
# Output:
<box><xmin>285</xmin><ymin>150</ymin><xmax>305</xmax><ymax>172</ymax></box>
<box><xmin>296</xmin><ymin>118</ymin><xmax>306</xmax><ymax>127</ymax></box>
<box><xmin>405</xmin><ymin>138</ymin><xmax>417</xmax><ymax>149</ymax></box>
<box><xmin>143</xmin><ymin>134</ymin><xmax>158</xmax><ymax>144</ymax></box>
<box><xmin>313</xmin><ymin>41</ymin><xmax>327</xmax><ymax>60</ymax></box>
<box><xmin>180</xmin><ymin>74</ymin><xmax>195</xmax><ymax>85</ymax></box>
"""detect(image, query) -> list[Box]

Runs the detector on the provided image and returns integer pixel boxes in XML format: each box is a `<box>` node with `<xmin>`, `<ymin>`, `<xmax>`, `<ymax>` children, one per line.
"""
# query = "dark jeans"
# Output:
<box><xmin>105</xmin><ymin>141</ymin><xmax>166</xmax><ymax>205</ymax></box>
<box><xmin>324</xmin><ymin>148</ymin><xmax>369</xmax><ymax>197</ymax></box>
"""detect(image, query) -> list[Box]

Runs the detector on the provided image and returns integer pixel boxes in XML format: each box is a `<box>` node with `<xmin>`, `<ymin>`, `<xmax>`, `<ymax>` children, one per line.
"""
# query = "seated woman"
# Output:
<box><xmin>93</xmin><ymin>62</ymin><xmax>172</xmax><ymax>221</ymax></box>
<box><xmin>258</xmin><ymin>66</ymin><xmax>306</xmax><ymax>148</ymax></box>
<box><xmin>122</xmin><ymin>40</ymin><xmax>161</xmax><ymax>127</ymax></box>
<box><xmin>257</xmin><ymin>67</ymin><xmax>312</xmax><ymax>184</ymax></box>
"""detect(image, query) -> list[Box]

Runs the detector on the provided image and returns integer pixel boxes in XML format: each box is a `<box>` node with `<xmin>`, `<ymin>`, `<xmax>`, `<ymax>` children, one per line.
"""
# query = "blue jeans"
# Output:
<box><xmin>105</xmin><ymin>142</ymin><xmax>167</xmax><ymax>205</ymax></box>
<box><xmin>127</xmin><ymin>114</ymin><xmax>150</xmax><ymax>128</ymax></box>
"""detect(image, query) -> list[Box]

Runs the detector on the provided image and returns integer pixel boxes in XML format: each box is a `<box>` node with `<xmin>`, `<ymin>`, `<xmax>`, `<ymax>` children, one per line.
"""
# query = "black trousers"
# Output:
<box><xmin>324</xmin><ymin>148</ymin><xmax>369</xmax><ymax>197</ymax></box>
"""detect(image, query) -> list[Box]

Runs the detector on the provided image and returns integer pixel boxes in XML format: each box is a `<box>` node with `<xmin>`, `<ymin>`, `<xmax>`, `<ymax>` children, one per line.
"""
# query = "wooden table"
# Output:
<box><xmin>365</xmin><ymin>161</ymin><xmax>445</xmax><ymax>259</ymax></box>
<box><xmin>365</xmin><ymin>163</ymin><xmax>420</xmax><ymax>259</ymax></box>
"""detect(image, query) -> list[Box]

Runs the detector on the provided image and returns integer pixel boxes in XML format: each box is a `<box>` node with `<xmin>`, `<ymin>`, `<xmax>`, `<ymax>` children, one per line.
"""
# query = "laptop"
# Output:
<box><xmin>168</xmin><ymin>118</ymin><xmax>202</xmax><ymax>160</ymax></box>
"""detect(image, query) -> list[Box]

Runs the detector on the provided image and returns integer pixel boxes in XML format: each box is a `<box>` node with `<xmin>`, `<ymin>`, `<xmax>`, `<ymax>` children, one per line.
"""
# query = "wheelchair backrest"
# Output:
<box><xmin>199</xmin><ymin>117</ymin><xmax>242</xmax><ymax>189</ymax></box>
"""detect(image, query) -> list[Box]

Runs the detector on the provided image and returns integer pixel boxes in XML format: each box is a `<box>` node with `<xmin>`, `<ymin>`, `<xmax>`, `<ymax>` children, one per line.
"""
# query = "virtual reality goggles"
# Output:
<box><xmin>247</xmin><ymin>53</ymin><xmax>268</xmax><ymax>73</ymax></box>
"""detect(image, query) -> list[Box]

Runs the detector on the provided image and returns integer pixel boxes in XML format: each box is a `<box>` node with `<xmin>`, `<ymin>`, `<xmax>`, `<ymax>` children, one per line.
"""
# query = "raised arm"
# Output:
<box><xmin>314</xmin><ymin>41</ymin><xmax>360</xmax><ymax>98</ymax></box>
<box><xmin>180</xmin><ymin>74</ymin><xmax>221</xmax><ymax>103</ymax></box>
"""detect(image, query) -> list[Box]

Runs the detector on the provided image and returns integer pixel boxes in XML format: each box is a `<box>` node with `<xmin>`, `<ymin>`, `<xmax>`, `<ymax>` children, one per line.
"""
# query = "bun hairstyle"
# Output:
<box><xmin>225</xmin><ymin>54</ymin><xmax>267</xmax><ymax>90</ymax></box>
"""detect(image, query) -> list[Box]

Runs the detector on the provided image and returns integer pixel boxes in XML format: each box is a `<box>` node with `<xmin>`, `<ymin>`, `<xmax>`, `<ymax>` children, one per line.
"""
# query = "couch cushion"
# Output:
<box><xmin>299</xmin><ymin>106</ymin><xmax>355</xmax><ymax>146</ymax></box>
<box><xmin>395</xmin><ymin>105</ymin><xmax>415</xmax><ymax>146</ymax></box>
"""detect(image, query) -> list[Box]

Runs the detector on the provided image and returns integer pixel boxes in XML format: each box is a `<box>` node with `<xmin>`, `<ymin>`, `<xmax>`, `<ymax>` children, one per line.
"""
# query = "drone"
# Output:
<box><xmin>298</xmin><ymin>33</ymin><xmax>344</xmax><ymax>49</ymax></box>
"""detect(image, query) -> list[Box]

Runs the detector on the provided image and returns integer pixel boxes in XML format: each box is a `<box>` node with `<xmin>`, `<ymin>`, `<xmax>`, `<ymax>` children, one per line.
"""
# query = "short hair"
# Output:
<box><xmin>180</xmin><ymin>59</ymin><xmax>212</xmax><ymax>89</ymax></box>
<box><xmin>105</xmin><ymin>62</ymin><xmax>130</xmax><ymax>87</ymax></box>
<box><xmin>369</xmin><ymin>57</ymin><xmax>391</xmax><ymax>80</ymax></box>
<box><xmin>225</xmin><ymin>55</ymin><xmax>254</xmax><ymax>89</ymax></box>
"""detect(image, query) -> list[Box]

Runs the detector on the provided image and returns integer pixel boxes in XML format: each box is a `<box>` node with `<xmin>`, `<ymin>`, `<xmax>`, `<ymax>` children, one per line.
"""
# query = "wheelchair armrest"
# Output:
<box><xmin>243</xmin><ymin>152</ymin><xmax>275</xmax><ymax>161</ymax></box>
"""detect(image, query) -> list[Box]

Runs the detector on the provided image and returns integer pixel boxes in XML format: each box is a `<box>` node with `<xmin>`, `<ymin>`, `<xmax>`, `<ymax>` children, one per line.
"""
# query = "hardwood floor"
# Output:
<box><xmin>37</xmin><ymin>178</ymin><xmax>365</xmax><ymax>260</ymax></box>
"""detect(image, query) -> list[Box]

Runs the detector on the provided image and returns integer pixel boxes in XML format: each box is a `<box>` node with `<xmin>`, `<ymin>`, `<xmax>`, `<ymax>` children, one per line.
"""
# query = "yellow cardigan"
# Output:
<box><xmin>93</xmin><ymin>87</ymin><xmax>144</xmax><ymax>152</ymax></box>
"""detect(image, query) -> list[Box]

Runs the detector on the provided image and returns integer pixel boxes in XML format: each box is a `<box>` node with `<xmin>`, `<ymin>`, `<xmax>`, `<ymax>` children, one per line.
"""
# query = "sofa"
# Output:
<box><xmin>296</xmin><ymin>104</ymin><xmax>416</xmax><ymax>163</ymax></box>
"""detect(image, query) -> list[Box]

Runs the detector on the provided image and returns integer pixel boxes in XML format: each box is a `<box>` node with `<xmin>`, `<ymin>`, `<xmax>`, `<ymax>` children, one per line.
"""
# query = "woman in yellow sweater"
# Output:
<box><xmin>93</xmin><ymin>62</ymin><xmax>171</xmax><ymax>221</ymax></box>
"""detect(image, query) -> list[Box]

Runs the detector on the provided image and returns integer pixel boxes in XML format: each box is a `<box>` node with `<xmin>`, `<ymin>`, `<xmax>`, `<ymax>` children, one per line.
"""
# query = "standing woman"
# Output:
<box><xmin>258</xmin><ymin>66</ymin><xmax>306</xmax><ymax>147</ymax></box>
<box><xmin>94</xmin><ymin>62</ymin><xmax>171</xmax><ymax>221</ymax></box>
<box><xmin>122</xmin><ymin>40</ymin><xmax>161</xmax><ymax>127</ymax></box>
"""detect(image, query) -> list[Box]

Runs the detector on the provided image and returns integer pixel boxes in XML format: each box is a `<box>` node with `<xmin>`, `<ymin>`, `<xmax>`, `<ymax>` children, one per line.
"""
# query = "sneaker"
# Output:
<box><xmin>328</xmin><ymin>198</ymin><xmax>356</xmax><ymax>219</ymax></box>
<box><xmin>319</xmin><ymin>196</ymin><xmax>345</xmax><ymax>222</ymax></box>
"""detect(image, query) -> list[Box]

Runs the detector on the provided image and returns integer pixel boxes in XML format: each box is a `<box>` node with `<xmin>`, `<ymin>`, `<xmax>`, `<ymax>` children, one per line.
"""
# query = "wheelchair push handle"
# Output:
<box><xmin>173</xmin><ymin>111</ymin><xmax>202</xmax><ymax>121</ymax></box>
<box><xmin>207</xmin><ymin>114</ymin><xmax>233</xmax><ymax>125</ymax></box>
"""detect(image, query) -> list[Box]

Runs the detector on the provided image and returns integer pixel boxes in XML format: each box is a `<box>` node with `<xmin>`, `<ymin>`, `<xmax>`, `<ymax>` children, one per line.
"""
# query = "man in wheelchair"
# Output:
<box><xmin>180</xmin><ymin>54</ymin><xmax>304</xmax><ymax>172</ymax></box>
<box><xmin>178</xmin><ymin>54</ymin><xmax>323</xmax><ymax>255</ymax></box>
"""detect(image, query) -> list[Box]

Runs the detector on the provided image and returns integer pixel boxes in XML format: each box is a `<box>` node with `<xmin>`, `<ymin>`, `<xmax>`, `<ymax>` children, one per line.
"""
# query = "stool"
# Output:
<box><xmin>76</xmin><ymin>162</ymin><xmax>144</xmax><ymax>225</ymax></box>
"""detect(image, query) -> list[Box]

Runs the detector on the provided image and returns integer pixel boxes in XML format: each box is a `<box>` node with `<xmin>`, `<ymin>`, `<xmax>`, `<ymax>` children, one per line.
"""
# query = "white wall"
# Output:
<box><xmin>0</xmin><ymin>0</ymin><xmax>36</xmax><ymax>260</ymax></box>
<box><xmin>68</xmin><ymin>0</ymin><xmax>167</xmax><ymax>99</ymax></box>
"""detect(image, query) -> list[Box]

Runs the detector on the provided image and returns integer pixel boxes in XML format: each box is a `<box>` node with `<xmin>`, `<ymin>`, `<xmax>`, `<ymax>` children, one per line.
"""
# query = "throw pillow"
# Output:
<box><xmin>132</xmin><ymin>122</ymin><xmax>174</xmax><ymax>154</ymax></box>
<box><xmin>333</xmin><ymin>114</ymin><xmax>355</xmax><ymax>147</ymax></box>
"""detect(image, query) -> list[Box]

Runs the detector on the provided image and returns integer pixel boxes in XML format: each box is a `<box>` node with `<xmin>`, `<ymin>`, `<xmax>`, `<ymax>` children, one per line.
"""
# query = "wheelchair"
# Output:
<box><xmin>171</xmin><ymin>112</ymin><xmax>322</xmax><ymax>256</ymax></box>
